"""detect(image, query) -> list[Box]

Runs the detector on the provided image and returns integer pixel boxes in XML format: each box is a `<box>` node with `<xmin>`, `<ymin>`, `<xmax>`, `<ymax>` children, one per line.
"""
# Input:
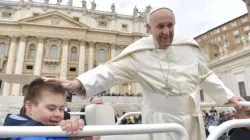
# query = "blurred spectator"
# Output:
<box><xmin>210</xmin><ymin>107</ymin><xmax>217</xmax><ymax>114</ymax></box>
<box><xmin>80</xmin><ymin>105</ymin><xmax>86</xmax><ymax>123</ymax></box>
<box><xmin>127</xmin><ymin>115</ymin><xmax>136</xmax><ymax>124</ymax></box>
<box><xmin>64</xmin><ymin>103</ymin><xmax>71</xmax><ymax>112</ymax></box>
<box><xmin>90</xmin><ymin>97</ymin><xmax>103</xmax><ymax>104</ymax></box>
<box><xmin>66</xmin><ymin>91</ymin><xmax>72</xmax><ymax>102</ymax></box>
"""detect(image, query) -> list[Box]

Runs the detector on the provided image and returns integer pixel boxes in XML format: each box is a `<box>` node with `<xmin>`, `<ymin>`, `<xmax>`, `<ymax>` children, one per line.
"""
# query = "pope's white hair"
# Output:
<box><xmin>146</xmin><ymin>7</ymin><xmax>175</xmax><ymax>25</ymax></box>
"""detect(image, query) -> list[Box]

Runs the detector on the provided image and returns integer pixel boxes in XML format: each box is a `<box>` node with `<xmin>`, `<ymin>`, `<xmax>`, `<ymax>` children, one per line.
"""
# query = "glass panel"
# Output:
<box><xmin>98</xmin><ymin>49</ymin><xmax>105</xmax><ymax>62</ymax></box>
<box><xmin>49</xmin><ymin>45</ymin><xmax>58</xmax><ymax>58</ymax></box>
<box><xmin>71</xmin><ymin>47</ymin><xmax>77</xmax><ymax>61</ymax></box>
<box><xmin>238</xmin><ymin>82</ymin><xmax>247</xmax><ymax>96</ymax></box>
<box><xmin>0</xmin><ymin>42</ymin><xmax>6</xmax><ymax>56</ymax></box>
<box><xmin>29</xmin><ymin>44</ymin><xmax>36</xmax><ymax>58</ymax></box>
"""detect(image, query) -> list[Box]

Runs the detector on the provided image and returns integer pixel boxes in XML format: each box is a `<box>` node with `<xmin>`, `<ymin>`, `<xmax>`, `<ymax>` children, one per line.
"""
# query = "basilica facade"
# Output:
<box><xmin>0</xmin><ymin>0</ymin><xmax>151</xmax><ymax>96</ymax></box>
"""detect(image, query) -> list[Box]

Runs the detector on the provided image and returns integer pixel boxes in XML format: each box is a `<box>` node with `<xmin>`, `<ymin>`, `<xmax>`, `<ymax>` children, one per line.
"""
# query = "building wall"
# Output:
<box><xmin>0</xmin><ymin>1</ymin><xmax>150</xmax><ymax>96</ymax></box>
<box><xmin>195</xmin><ymin>14</ymin><xmax>249</xmax><ymax>53</ymax></box>
<box><xmin>201</xmin><ymin>44</ymin><xmax>250</xmax><ymax>102</ymax></box>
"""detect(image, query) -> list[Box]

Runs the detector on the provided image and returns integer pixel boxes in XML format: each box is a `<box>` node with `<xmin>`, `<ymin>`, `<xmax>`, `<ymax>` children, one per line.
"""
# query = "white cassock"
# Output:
<box><xmin>76</xmin><ymin>35</ymin><xmax>234</xmax><ymax>140</ymax></box>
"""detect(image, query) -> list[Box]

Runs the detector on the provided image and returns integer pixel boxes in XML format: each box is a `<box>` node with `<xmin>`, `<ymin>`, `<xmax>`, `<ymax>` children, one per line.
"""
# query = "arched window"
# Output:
<box><xmin>70</xmin><ymin>47</ymin><xmax>77</xmax><ymax>61</ymax></box>
<box><xmin>98</xmin><ymin>49</ymin><xmax>105</xmax><ymax>62</ymax></box>
<box><xmin>49</xmin><ymin>45</ymin><xmax>58</xmax><ymax>58</ymax></box>
<box><xmin>0</xmin><ymin>42</ymin><xmax>6</xmax><ymax>56</ymax></box>
<box><xmin>29</xmin><ymin>44</ymin><xmax>36</xmax><ymax>58</ymax></box>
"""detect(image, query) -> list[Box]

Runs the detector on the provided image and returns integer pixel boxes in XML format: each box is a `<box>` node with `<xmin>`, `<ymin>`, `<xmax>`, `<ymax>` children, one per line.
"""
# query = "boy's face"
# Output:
<box><xmin>25</xmin><ymin>90</ymin><xmax>65</xmax><ymax>126</ymax></box>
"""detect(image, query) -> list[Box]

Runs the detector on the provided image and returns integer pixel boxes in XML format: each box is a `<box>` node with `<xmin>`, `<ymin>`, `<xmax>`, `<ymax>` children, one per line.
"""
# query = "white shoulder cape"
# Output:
<box><xmin>106</xmin><ymin>35</ymin><xmax>205</xmax><ymax>64</ymax></box>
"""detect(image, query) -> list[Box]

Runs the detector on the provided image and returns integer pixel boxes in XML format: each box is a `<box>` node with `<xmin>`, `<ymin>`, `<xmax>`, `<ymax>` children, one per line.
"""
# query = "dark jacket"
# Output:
<box><xmin>3</xmin><ymin>114</ymin><xmax>69</xmax><ymax>140</ymax></box>
<box><xmin>230</xmin><ymin>127</ymin><xmax>250</xmax><ymax>140</ymax></box>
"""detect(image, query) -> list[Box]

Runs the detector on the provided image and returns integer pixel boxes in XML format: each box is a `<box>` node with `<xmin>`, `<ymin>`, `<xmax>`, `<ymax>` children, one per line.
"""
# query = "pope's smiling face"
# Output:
<box><xmin>147</xmin><ymin>9</ymin><xmax>175</xmax><ymax>49</ymax></box>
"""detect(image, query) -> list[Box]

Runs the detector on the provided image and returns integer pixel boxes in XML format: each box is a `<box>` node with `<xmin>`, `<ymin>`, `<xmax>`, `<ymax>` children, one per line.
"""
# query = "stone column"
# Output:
<box><xmin>88</xmin><ymin>42</ymin><xmax>94</xmax><ymax>70</ymax></box>
<box><xmin>110</xmin><ymin>44</ymin><xmax>117</xmax><ymax>93</ymax></box>
<box><xmin>110</xmin><ymin>43</ymin><xmax>116</xmax><ymax>58</ymax></box>
<box><xmin>133</xmin><ymin>19</ymin><xmax>139</xmax><ymax>32</ymax></box>
<box><xmin>12</xmin><ymin>35</ymin><xmax>27</xmax><ymax>96</ymax></box>
<box><xmin>78</xmin><ymin>40</ymin><xmax>86</xmax><ymax>75</ymax></box>
<box><xmin>34</xmin><ymin>37</ymin><xmax>45</xmax><ymax>75</ymax></box>
<box><xmin>2</xmin><ymin>36</ymin><xmax>17</xmax><ymax>96</ymax></box>
<box><xmin>60</xmin><ymin>39</ymin><xmax>69</xmax><ymax>80</ymax></box>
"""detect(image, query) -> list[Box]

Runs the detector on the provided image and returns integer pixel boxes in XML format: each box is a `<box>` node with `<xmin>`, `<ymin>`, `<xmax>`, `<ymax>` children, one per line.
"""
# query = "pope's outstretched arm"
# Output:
<box><xmin>197</xmin><ymin>48</ymin><xmax>244</xmax><ymax>106</ymax></box>
<box><xmin>75</xmin><ymin>55</ymin><xmax>137</xmax><ymax>98</ymax></box>
<box><xmin>44</xmin><ymin>55</ymin><xmax>137</xmax><ymax>97</ymax></box>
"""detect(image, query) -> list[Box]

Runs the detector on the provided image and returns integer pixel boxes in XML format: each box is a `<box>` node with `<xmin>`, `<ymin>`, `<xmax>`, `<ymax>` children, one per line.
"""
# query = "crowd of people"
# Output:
<box><xmin>202</xmin><ymin>96</ymin><xmax>250</xmax><ymax>140</ymax></box>
<box><xmin>203</xmin><ymin>107</ymin><xmax>236</xmax><ymax>127</ymax></box>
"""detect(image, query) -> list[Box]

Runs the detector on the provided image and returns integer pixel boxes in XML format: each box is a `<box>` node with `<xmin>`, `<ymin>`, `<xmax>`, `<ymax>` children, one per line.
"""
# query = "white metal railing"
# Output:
<box><xmin>0</xmin><ymin>124</ymin><xmax>189</xmax><ymax>140</ymax></box>
<box><xmin>206</xmin><ymin>119</ymin><xmax>250</xmax><ymax>140</ymax></box>
<box><xmin>200</xmin><ymin>101</ymin><xmax>250</xmax><ymax>107</ymax></box>
<box><xmin>68</xmin><ymin>112</ymin><xmax>85</xmax><ymax>116</ymax></box>
<box><xmin>116</xmin><ymin>112</ymin><xmax>141</xmax><ymax>125</ymax></box>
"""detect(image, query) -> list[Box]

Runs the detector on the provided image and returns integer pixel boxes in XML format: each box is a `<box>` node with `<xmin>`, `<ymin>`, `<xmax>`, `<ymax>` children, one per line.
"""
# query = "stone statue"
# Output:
<box><xmin>56</xmin><ymin>0</ymin><xmax>62</xmax><ymax>5</ymax></box>
<box><xmin>133</xmin><ymin>6</ymin><xmax>138</xmax><ymax>16</ymax></box>
<box><xmin>145</xmin><ymin>5</ymin><xmax>152</xmax><ymax>13</ymax></box>
<box><xmin>68</xmin><ymin>0</ymin><xmax>73</xmax><ymax>6</ymax></box>
<box><xmin>111</xmin><ymin>3</ymin><xmax>115</xmax><ymax>13</ymax></box>
<box><xmin>219</xmin><ymin>46</ymin><xmax>223</xmax><ymax>55</ymax></box>
<box><xmin>82</xmin><ymin>0</ymin><xmax>87</xmax><ymax>8</ymax></box>
<box><xmin>51</xmin><ymin>14</ymin><xmax>60</xmax><ymax>25</ymax></box>
<box><xmin>248</xmin><ymin>32</ymin><xmax>250</xmax><ymax>44</ymax></box>
<box><xmin>241</xmin><ymin>35</ymin><xmax>246</xmax><ymax>45</ymax></box>
<box><xmin>223</xmin><ymin>44</ymin><xmax>228</xmax><ymax>54</ymax></box>
<box><xmin>91</xmin><ymin>0</ymin><xmax>96</xmax><ymax>10</ymax></box>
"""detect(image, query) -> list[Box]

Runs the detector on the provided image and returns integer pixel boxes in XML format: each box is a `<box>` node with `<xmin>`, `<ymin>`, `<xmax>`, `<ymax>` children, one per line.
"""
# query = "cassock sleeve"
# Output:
<box><xmin>198</xmin><ymin>49</ymin><xmax>234</xmax><ymax>105</ymax></box>
<box><xmin>76</xmin><ymin>55</ymin><xmax>137</xmax><ymax>98</ymax></box>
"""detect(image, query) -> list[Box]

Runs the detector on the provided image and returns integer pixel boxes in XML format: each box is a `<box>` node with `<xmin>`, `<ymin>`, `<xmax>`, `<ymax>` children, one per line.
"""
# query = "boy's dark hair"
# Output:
<box><xmin>23</xmin><ymin>78</ymin><xmax>66</xmax><ymax>107</ymax></box>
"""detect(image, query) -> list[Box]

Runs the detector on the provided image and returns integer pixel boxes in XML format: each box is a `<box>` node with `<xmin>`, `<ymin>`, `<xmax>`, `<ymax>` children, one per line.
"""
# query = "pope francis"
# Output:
<box><xmin>45</xmin><ymin>7</ymin><xmax>244</xmax><ymax>140</ymax></box>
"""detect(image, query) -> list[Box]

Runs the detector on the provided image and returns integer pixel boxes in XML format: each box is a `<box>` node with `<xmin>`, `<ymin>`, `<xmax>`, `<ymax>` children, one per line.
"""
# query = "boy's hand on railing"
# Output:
<box><xmin>59</xmin><ymin>118</ymin><xmax>94</xmax><ymax>140</ymax></box>
<box><xmin>59</xmin><ymin>118</ymin><xmax>84</xmax><ymax>135</ymax></box>
<box><xmin>228</xmin><ymin>96</ymin><xmax>245</xmax><ymax>108</ymax></box>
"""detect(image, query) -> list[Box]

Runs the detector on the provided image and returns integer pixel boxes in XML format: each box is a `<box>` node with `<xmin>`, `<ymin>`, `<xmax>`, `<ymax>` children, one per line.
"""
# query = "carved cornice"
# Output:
<box><xmin>96</xmin><ymin>43</ymin><xmax>109</xmax><ymax>50</ymax></box>
<box><xmin>10</xmin><ymin>36</ymin><xmax>17</xmax><ymax>42</ymax></box>
<box><xmin>70</xmin><ymin>40</ymin><xmax>79</xmax><ymax>47</ymax></box>
<box><xmin>94</xmin><ymin>15</ymin><xmax>112</xmax><ymax>21</ymax></box>
<box><xmin>27</xmin><ymin>37</ymin><xmax>38</xmax><ymax>46</ymax></box>
<box><xmin>208</xmin><ymin>46</ymin><xmax>250</xmax><ymax>68</ymax></box>
<box><xmin>110</xmin><ymin>43</ymin><xmax>116</xmax><ymax>49</ymax></box>
<box><xmin>89</xmin><ymin>41</ymin><xmax>95</xmax><ymax>47</ymax></box>
<box><xmin>0</xmin><ymin>36</ymin><xmax>10</xmax><ymax>45</ymax></box>
<box><xmin>62</xmin><ymin>38</ymin><xmax>69</xmax><ymax>45</ymax></box>
<box><xmin>0</xmin><ymin>1</ymin><xmax>138</xmax><ymax>21</ymax></box>
<box><xmin>37</xmin><ymin>36</ymin><xmax>45</xmax><ymax>44</ymax></box>
<box><xmin>80</xmin><ymin>40</ymin><xmax>85</xmax><ymax>46</ymax></box>
<box><xmin>44</xmin><ymin>57</ymin><xmax>60</xmax><ymax>65</ymax></box>
<box><xmin>20</xmin><ymin>35</ymin><xmax>27</xmax><ymax>42</ymax></box>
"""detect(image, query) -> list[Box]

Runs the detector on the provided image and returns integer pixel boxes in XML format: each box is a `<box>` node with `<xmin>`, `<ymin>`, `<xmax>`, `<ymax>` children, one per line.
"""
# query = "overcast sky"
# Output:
<box><xmin>27</xmin><ymin>0</ymin><xmax>247</xmax><ymax>37</ymax></box>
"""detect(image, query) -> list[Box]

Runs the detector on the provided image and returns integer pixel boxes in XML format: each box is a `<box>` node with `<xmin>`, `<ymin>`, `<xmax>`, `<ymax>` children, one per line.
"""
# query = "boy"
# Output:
<box><xmin>4</xmin><ymin>78</ymin><xmax>92</xmax><ymax>140</ymax></box>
